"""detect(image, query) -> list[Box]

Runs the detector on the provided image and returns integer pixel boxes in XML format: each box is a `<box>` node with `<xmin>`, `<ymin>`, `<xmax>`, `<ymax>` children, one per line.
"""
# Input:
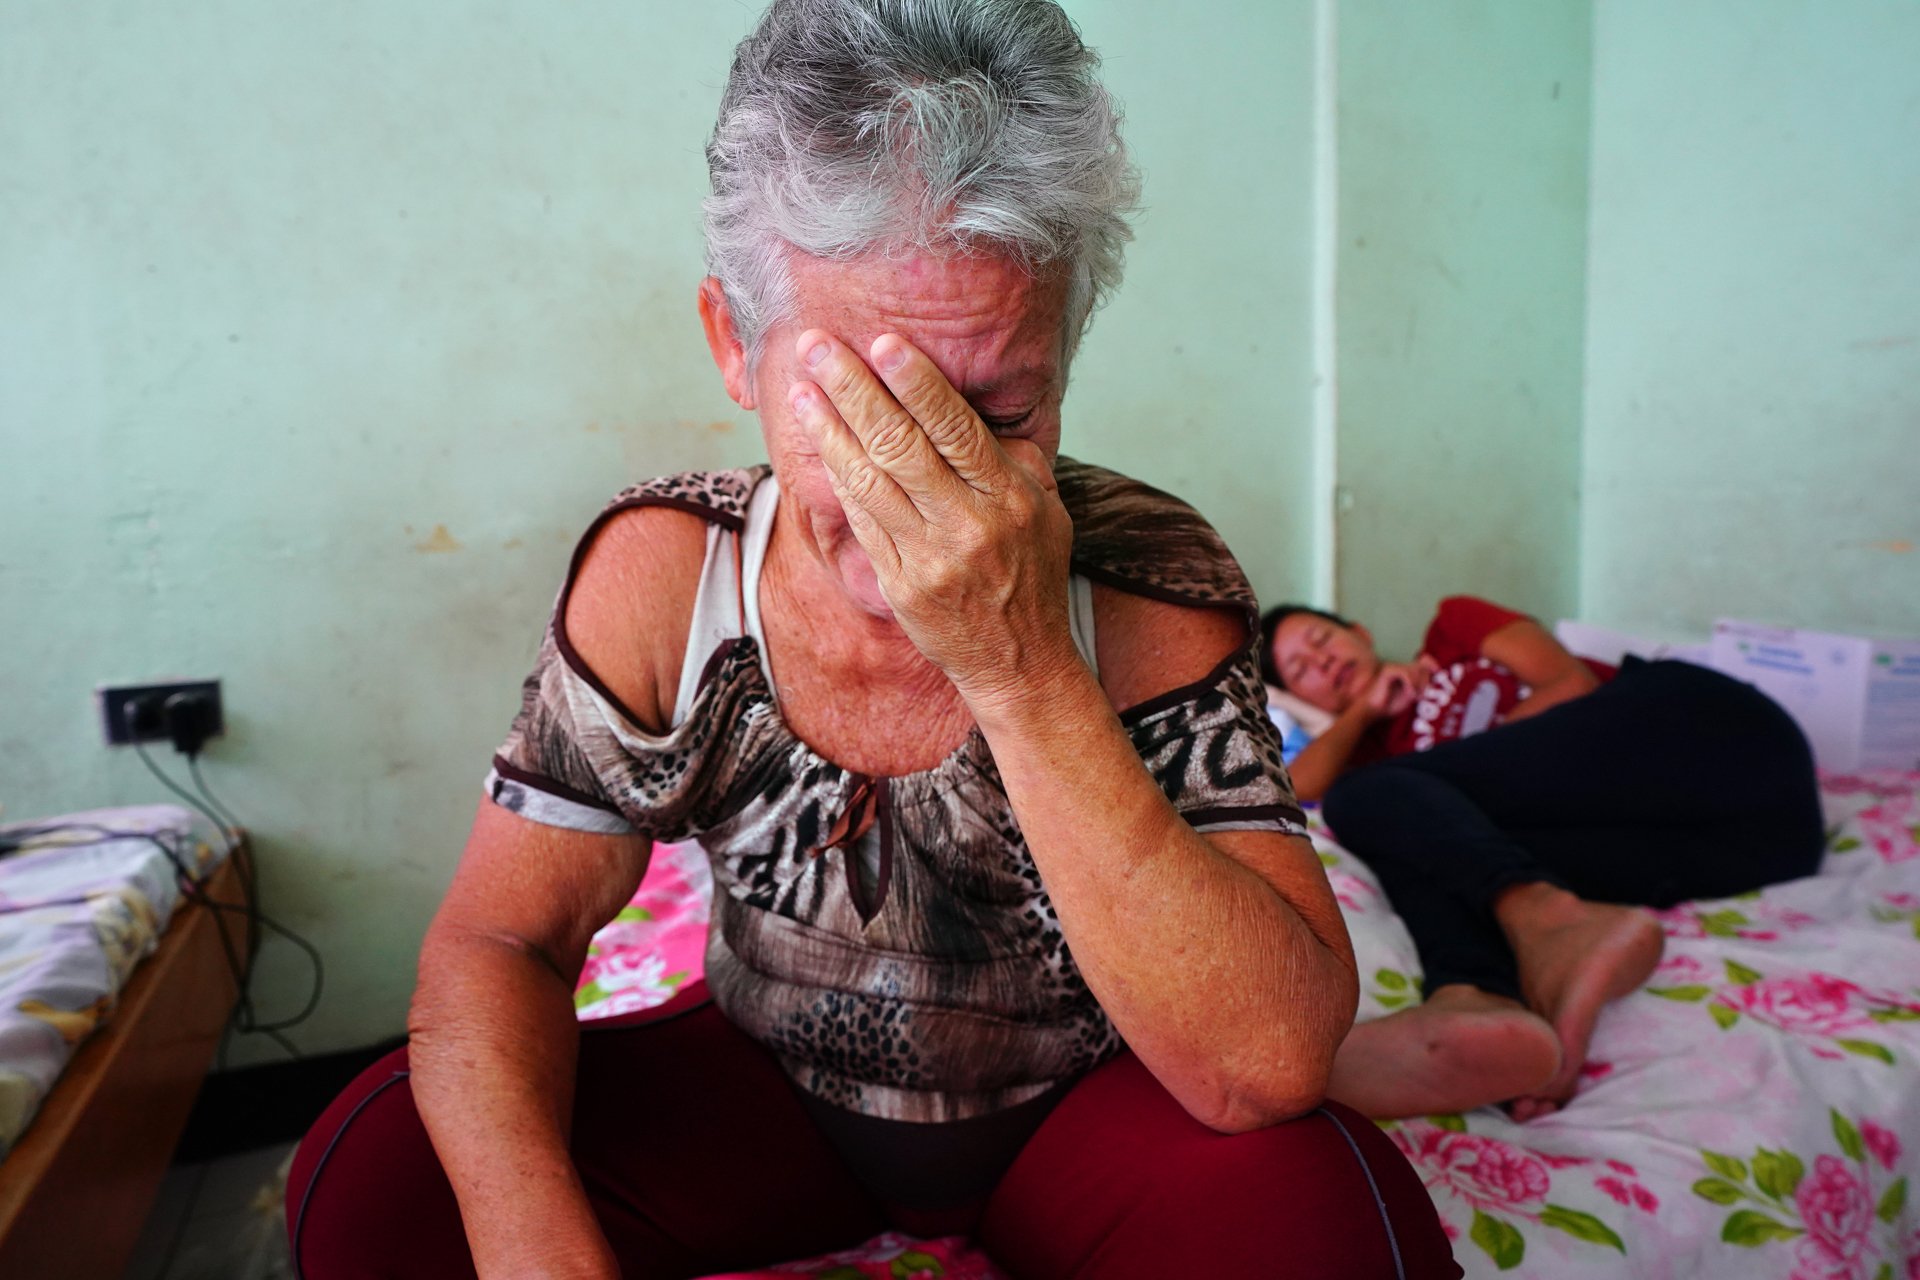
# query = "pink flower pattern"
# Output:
<box><xmin>1792</xmin><ymin>1156</ymin><xmax>1874</xmax><ymax>1279</ymax></box>
<box><xmin>1820</xmin><ymin>770</ymin><xmax>1920</xmax><ymax>800</ymax></box>
<box><xmin>1690</xmin><ymin>1110</ymin><xmax>1912</xmax><ymax>1280</ymax></box>
<box><xmin>1861</xmin><ymin>1120</ymin><xmax>1903</xmax><ymax>1171</ymax></box>
<box><xmin>1386</xmin><ymin>1118</ymin><xmax>1636</xmax><ymax>1268</ymax></box>
<box><xmin>703</xmin><ymin>1232</ymin><xmax>1006</xmax><ymax>1279</ymax></box>
<box><xmin>1722</xmin><ymin>973</ymin><xmax>1877</xmax><ymax>1039</ymax></box>
<box><xmin>1594</xmin><ymin>1164</ymin><xmax>1661</xmax><ymax>1215</ymax></box>
<box><xmin>1324</xmin><ymin>866</ymin><xmax>1378</xmax><ymax>914</ymax></box>
<box><xmin>1857</xmin><ymin>791</ymin><xmax>1920</xmax><ymax>865</ymax></box>
<box><xmin>1398</xmin><ymin>1128</ymin><xmax>1551</xmax><ymax>1214</ymax></box>
<box><xmin>576</xmin><ymin>842</ymin><xmax>712</xmax><ymax>1019</ymax></box>
<box><xmin>1656</xmin><ymin>900</ymin><xmax>1822</xmax><ymax>943</ymax></box>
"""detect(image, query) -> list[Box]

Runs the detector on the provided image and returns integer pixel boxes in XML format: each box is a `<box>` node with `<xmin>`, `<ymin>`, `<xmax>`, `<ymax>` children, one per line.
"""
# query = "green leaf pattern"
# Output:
<box><xmin>1371</xmin><ymin>966</ymin><xmax>1416</xmax><ymax>1010</ymax></box>
<box><xmin>1470</xmin><ymin>1210</ymin><xmax>1526</xmax><ymax>1271</ymax></box>
<box><xmin>1688</xmin><ymin>1109</ymin><xmax>1912</xmax><ymax>1270</ymax></box>
<box><xmin>1648</xmin><ymin>952</ymin><xmax>1916</xmax><ymax>1066</ymax></box>
<box><xmin>1383</xmin><ymin>1117</ymin><xmax>1639</xmax><ymax>1270</ymax></box>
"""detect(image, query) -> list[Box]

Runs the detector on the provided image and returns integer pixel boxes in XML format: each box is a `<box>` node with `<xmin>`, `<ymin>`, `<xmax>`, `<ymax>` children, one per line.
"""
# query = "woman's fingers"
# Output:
<box><xmin>998</xmin><ymin>436</ymin><xmax>1058</xmax><ymax>494</ymax></box>
<box><xmin>868</xmin><ymin>335</ymin><xmax>1007</xmax><ymax>492</ymax></box>
<box><xmin>796</xmin><ymin>331</ymin><xmax>967</xmax><ymax>513</ymax></box>
<box><xmin>788</xmin><ymin>382</ymin><xmax>911</xmax><ymax>572</ymax></box>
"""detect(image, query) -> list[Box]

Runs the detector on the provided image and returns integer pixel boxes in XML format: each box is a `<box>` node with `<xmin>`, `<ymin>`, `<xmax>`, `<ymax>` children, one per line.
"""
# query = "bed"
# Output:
<box><xmin>576</xmin><ymin>770</ymin><xmax>1920</xmax><ymax>1278</ymax></box>
<box><xmin>0</xmin><ymin>806</ymin><xmax>249</xmax><ymax>1279</ymax></box>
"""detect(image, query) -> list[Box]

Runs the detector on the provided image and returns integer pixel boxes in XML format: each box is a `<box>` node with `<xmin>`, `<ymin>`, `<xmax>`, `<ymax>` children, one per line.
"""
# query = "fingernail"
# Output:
<box><xmin>874</xmin><ymin>340</ymin><xmax>906</xmax><ymax>372</ymax></box>
<box><xmin>804</xmin><ymin>341</ymin><xmax>829</xmax><ymax>368</ymax></box>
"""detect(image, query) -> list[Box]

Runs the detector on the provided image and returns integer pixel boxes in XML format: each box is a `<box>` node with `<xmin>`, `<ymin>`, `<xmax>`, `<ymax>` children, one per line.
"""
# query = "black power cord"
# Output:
<box><xmin>99</xmin><ymin>690</ymin><xmax>327</xmax><ymax>1061</ymax></box>
<box><xmin>0</xmin><ymin>818</ymin><xmax>322</xmax><ymax>1060</ymax></box>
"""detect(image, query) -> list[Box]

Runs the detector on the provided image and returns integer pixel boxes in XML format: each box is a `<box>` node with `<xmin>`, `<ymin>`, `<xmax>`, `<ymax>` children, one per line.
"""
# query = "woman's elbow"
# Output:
<box><xmin>1192</xmin><ymin>1064</ymin><xmax>1333</xmax><ymax>1135</ymax></box>
<box><xmin>1193</xmin><ymin>984</ymin><xmax>1356</xmax><ymax>1133</ymax></box>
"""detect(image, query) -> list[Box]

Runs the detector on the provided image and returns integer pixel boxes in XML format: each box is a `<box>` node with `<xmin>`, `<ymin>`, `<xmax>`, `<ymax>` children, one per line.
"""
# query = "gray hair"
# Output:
<box><xmin>704</xmin><ymin>0</ymin><xmax>1140</xmax><ymax>369</ymax></box>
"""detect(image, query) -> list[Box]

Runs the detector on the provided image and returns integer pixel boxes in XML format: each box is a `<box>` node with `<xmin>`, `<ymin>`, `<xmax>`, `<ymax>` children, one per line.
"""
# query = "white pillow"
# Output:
<box><xmin>1264</xmin><ymin>684</ymin><xmax>1334</xmax><ymax>765</ymax></box>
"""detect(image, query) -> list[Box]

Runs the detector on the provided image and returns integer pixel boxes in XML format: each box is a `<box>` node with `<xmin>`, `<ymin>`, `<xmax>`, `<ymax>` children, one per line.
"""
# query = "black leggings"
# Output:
<box><xmin>1321</xmin><ymin>660</ymin><xmax>1825</xmax><ymax>1001</ymax></box>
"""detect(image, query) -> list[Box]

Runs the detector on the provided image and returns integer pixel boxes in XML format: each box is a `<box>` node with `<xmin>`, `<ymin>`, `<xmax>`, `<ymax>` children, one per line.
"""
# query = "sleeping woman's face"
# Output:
<box><xmin>1270</xmin><ymin>612</ymin><xmax>1381</xmax><ymax>714</ymax></box>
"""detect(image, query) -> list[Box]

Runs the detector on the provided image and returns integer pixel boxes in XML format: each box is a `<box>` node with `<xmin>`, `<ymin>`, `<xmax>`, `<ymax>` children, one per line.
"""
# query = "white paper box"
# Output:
<box><xmin>1708</xmin><ymin>621</ymin><xmax>1920</xmax><ymax>773</ymax></box>
<box><xmin>1864</xmin><ymin>637</ymin><xmax>1920</xmax><ymax>772</ymax></box>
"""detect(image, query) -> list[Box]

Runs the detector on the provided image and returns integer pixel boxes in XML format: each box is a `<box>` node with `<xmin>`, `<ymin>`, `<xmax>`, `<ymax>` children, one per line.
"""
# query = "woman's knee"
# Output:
<box><xmin>1323</xmin><ymin>765</ymin><xmax>1441</xmax><ymax>853</ymax></box>
<box><xmin>981</xmin><ymin>1056</ymin><xmax>1459</xmax><ymax>1279</ymax></box>
<box><xmin>287</xmin><ymin>1050</ymin><xmax>475</xmax><ymax>1280</ymax></box>
<box><xmin>1323</xmin><ymin>766</ymin><xmax>1399</xmax><ymax>834</ymax></box>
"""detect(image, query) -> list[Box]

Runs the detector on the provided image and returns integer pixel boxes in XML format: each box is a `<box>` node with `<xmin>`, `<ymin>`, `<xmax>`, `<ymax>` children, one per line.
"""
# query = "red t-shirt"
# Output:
<box><xmin>1355</xmin><ymin>597</ymin><xmax>1616</xmax><ymax>764</ymax></box>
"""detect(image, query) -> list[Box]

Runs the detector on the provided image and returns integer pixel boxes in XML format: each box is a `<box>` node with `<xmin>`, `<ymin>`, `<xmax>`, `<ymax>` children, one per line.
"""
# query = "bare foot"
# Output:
<box><xmin>1326</xmin><ymin>985</ymin><xmax>1562</xmax><ymax>1120</ymax></box>
<box><xmin>1498</xmin><ymin>885</ymin><xmax>1665</xmax><ymax>1109</ymax></box>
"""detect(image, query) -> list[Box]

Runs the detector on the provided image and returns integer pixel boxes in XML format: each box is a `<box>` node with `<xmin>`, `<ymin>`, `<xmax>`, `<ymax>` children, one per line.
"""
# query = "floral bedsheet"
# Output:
<box><xmin>572</xmin><ymin>838</ymin><xmax>711</xmax><ymax>1020</ymax></box>
<box><xmin>1342</xmin><ymin>771</ymin><xmax>1920</xmax><ymax>1279</ymax></box>
<box><xmin>578</xmin><ymin>772</ymin><xmax>1920</xmax><ymax>1279</ymax></box>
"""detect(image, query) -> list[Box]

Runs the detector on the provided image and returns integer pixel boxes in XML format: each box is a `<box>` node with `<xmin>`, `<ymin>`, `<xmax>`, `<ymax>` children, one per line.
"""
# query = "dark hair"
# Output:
<box><xmin>1257</xmin><ymin>603</ymin><xmax>1351</xmax><ymax>688</ymax></box>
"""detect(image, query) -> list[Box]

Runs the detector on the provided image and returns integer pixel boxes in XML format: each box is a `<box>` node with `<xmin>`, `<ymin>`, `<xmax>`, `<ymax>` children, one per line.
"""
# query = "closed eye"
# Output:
<box><xmin>977</xmin><ymin>407</ymin><xmax>1035</xmax><ymax>434</ymax></box>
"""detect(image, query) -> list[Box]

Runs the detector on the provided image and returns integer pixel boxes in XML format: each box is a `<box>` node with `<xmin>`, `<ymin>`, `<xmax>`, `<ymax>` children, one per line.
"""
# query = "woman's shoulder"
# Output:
<box><xmin>559</xmin><ymin>465</ymin><xmax>769</xmax><ymax>733</ymax></box>
<box><xmin>1422</xmin><ymin>595</ymin><xmax>1530</xmax><ymax>660</ymax></box>
<box><xmin>1054</xmin><ymin>457</ymin><xmax>1254</xmax><ymax>614</ymax></box>
<box><xmin>594</xmin><ymin>464</ymin><xmax>770</xmax><ymax>528</ymax></box>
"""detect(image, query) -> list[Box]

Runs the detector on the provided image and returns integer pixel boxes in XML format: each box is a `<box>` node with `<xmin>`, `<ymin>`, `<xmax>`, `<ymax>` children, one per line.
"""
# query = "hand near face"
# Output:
<box><xmin>786</xmin><ymin>329</ymin><xmax>1078</xmax><ymax>716</ymax></box>
<box><xmin>1361</xmin><ymin>662</ymin><xmax>1427</xmax><ymax>722</ymax></box>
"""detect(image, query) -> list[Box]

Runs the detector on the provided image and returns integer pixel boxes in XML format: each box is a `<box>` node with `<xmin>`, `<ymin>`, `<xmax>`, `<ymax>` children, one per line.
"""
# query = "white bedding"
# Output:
<box><xmin>1325</xmin><ymin>770</ymin><xmax>1920</xmax><ymax>1278</ymax></box>
<box><xmin>0</xmin><ymin>805</ymin><xmax>221</xmax><ymax>1159</ymax></box>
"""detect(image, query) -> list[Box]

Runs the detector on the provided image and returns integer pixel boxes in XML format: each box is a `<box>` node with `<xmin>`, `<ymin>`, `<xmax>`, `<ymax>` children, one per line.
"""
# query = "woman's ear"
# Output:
<box><xmin>698</xmin><ymin>277</ymin><xmax>756</xmax><ymax>410</ymax></box>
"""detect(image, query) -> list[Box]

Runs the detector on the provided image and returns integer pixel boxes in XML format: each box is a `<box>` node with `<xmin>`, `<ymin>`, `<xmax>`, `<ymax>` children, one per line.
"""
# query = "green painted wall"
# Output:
<box><xmin>1580</xmin><ymin>1</ymin><xmax>1920</xmax><ymax>639</ymax></box>
<box><xmin>1333</xmin><ymin>1</ymin><xmax>1592</xmax><ymax>657</ymax></box>
<box><xmin>1067</xmin><ymin>0</ymin><xmax>1321</xmax><ymax>611</ymax></box>
<box><xmin>0</xmin><ymin>0</ymin><xmax>1320</xmax><ymax>1061</ymax></box>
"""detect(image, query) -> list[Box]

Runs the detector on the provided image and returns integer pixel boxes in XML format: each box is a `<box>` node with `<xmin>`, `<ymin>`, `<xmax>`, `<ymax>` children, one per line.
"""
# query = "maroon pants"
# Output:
<box><xmin>289</xmin><ymin>986</ymin><xmax>1458</xmax><ymax>1279</ymax></box>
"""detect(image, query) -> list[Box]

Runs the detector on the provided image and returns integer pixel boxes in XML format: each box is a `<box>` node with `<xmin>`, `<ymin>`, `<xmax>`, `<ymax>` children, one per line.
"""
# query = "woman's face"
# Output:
<box><xmin>738</xmin><ymin>251</ymin><xmax>1069</xmax><ymax>619</ymax></box>
<box><xmin>1270</xmin><ymin>612</ymin><xmax>1380</xmax><ymax>714</ymax></box>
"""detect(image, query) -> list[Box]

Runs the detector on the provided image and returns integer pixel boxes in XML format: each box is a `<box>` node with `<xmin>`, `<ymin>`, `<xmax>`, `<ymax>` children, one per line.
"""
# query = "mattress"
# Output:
<box><xmin>579</xmin><ymin>772</ymin><xmax>1920</xmax><ymax>1278</ymax></box>
<box><xmin>0</xmin><ymin>805</ymin><xmax>222</xmax><ymax>1159</ymax></box>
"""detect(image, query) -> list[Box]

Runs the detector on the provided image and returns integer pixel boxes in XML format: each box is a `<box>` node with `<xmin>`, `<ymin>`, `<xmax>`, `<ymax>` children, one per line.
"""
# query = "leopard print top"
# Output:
<box><xmin>487</xmin><ymin>457</ymin><xmax>1307</xmax><ymax>1122</ymax></box>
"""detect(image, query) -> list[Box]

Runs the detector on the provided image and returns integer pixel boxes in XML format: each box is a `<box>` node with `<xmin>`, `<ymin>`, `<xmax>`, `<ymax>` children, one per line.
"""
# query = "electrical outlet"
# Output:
<box><xmin>99</xmin><ymin>680</ymin><xmax>224</xmax><ymax>746</ymax></box>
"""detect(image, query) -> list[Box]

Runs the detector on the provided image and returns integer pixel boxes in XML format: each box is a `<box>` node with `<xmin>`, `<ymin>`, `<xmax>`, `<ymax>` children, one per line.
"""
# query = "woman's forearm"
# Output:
<box><xmin>972</xmin><ymin>658</ymin><xmax>1357</xmax><ymax>1133</ymax></box>
<box><xmin>1284</xmin><ymin>704</ymin><xmax>1381</xmax><ymax>802</ymax></box>
<box><xmin>409</xmin><ymin>929</ymin><xmax>621</xmax><ymax>1280</ymax></box>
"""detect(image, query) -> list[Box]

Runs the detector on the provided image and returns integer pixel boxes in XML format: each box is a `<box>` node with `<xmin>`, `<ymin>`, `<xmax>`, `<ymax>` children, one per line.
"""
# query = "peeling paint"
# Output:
<box><xmin>413</xmin><ymin>524</ymin><xmax>463</xmax><ymax>553</ymax></box>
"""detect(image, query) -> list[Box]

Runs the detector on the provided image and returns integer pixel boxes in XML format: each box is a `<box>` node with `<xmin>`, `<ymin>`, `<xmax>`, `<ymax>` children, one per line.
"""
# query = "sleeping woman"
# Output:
<box><xmin>1260</xmin><ymin>596</ymin><xmax>1825</xmax><ymax>1121</ymax></box>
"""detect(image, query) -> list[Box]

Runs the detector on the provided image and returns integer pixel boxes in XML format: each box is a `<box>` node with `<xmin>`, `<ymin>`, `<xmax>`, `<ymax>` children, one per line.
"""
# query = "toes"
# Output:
<box><xmin>1505</xmin><ymin>1096</ymin><xmax>1563</xmax><ymax>1124</ymax></box>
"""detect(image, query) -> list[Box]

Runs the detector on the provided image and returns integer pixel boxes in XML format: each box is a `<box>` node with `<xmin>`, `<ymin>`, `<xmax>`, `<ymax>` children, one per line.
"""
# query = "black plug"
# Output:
<box><xmin>163</xmin><ymin>691</ymin><xmax>218</xmax><ymax>757</ymax></box>
<box><xmin>126</xmin><ymin>694</ymin><xmax>168</xmax><ymax>741</ymax></box>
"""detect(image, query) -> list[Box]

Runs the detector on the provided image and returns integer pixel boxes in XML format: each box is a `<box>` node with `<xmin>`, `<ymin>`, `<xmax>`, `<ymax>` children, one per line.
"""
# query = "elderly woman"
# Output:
<box><xmin>288</xmin><ymin>3</ymin><xmax>1457</xmax><ymax>1277</ymax></box>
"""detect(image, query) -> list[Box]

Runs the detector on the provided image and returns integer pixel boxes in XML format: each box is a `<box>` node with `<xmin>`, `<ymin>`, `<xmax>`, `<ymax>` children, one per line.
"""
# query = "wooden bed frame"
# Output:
<box><xmin>0</xmin><ymin>839</ymin><xmax>253</xmax><ymax>1279</ymax></box>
